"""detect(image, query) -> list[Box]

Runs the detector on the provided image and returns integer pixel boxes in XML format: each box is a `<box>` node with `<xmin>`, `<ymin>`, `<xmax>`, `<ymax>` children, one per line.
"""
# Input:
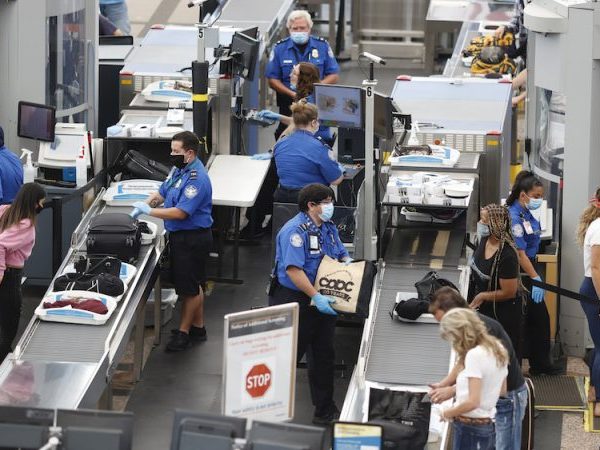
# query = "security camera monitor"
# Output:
<box><xmin>231</xmin><ymin>31</ymin><xmax>260</xmax><ymax>81</ymax></box>
<box><xmin>240</xmin><ymin>26</ymin><xmax>259</xmax><ymax>39</ymax></box>
<box><xmin>57</xmin><ymin>409</ymin><xmax>134</xmax><ymax>450</ymax></box>
<box><xmin>170</xmin><ymin>410</ymin><xmax>247</xmax><ymax>450</ymax></box>
<box><xmin>0</xmin><ymin>406</ymin><xmax>54</xmax><ymax>449</ymax></box>
<box><xmin>314</xmin><ymin>84</ymin><xmax>363</xmax><ymax>129</ymax></box>
<box><xmin>374</xmin><ymin>91</ymin><xmax>398</xmax><ymax>140</ymax></box>
<box><xmin>17</xmin><ymin>101</ymin><xmax>56</xmax><ymax>142</ymax></box>
<box><xmin>248</xmin><ymin>421</ymin><xmax>327</xmax><ymax>450</ymax></box>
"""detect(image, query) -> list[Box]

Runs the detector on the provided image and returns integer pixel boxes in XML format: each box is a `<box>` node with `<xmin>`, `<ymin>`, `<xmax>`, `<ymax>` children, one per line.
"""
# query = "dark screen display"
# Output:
<box><xmin>17</xmin><ymin>102</ymin><xmax>56</xmax><ymax>142</ymax></box>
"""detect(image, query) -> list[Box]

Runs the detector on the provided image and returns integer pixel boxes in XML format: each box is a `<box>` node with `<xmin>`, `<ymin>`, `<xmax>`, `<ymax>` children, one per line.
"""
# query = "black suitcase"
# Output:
<box><xmin>122</xmin><ymin>149</ymin><xmax>171</xmax><ymax>181</ymax></box>
<box><xmin>86</xmin><ymin>213</ymin><xmax>142</xmax><ymax>264</ymax></box>
<box><xmin>521</xmin><ymin>377</ymin><xmax>535</xmax><ymax>450</ymax></box>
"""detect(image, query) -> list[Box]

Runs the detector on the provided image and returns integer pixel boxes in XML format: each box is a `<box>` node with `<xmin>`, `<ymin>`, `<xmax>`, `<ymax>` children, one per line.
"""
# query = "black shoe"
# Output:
<box><xmin>166</xmin><ymin>331</ymin><xmax>192</xmax><ymax>352</ymax></box>
<box><xmin>171</xmin><ymin>326</ymin><xmax>207</xmax><ymax>342</ymax></box>
<box><xmin>312</xmin><ymin>405</ymin><xmax>340</xmax><ymax>426</ymax></box>
<box><xmin>529</xmin><ymin>364</ymin><xmax>564</xmax><ymax>376</ymax></box>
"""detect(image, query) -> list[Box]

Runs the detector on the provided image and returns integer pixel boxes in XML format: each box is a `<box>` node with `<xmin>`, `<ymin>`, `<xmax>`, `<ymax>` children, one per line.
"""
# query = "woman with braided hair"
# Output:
<box><xmin>469</xmin><ymin>203</ymin><xmax>523</xmax><ymax>360</ymax></box>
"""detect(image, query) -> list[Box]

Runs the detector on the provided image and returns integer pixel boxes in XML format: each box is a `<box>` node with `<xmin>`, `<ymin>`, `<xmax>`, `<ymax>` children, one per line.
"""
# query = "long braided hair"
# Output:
<box><xmin>483</xmin><ymin>204</ymin><xmax>524</xmax><ymax>312</ymax></box>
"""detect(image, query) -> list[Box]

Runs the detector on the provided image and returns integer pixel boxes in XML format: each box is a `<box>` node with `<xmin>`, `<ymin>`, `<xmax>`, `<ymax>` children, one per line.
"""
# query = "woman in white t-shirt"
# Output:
<box><xmin>576</xmin><ymin>187</ymin><xmax>600</xmax><ymax>416</ymax></box>
<box><xmin>439</xmin><ymin>308</ymin><xmax>508</xmax><ymax>450</ymax></box>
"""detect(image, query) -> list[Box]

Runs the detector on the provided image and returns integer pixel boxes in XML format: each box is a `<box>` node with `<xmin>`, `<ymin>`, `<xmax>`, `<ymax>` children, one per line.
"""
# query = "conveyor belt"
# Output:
<box><xmin>364</xmin><ymin>265</ymin><xmax>459</xmax><ymax>385</ymax></box>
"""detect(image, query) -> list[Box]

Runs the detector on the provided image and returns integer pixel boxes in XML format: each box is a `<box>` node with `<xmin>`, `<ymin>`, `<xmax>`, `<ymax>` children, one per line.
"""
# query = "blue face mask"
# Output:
<box><xmin>527</xmin><ymin>196</ymin><xmax>543</xmax><ymax>210</ymax></box>
<box><xmin>290</xmin><ymin>31</ymin><xmax>309</xmax><ymax>45</ymax></box>
<box><xmin>319</xmin><ymin>202</ymin><xmax>334</xmax><ymax>222</ymax></box>
<box><xmin>477</xmin><ymin>222</ymin><xmax>490</xmax><ymax>239</ymax></box>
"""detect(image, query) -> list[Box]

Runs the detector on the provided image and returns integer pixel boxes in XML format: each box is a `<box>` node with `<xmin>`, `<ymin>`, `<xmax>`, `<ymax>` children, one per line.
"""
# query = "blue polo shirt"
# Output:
<box><xmin>274</xmin><ymin>130</ymin><xmax>342</xmax><ymax>190</ymax></box>
<box><xmin>266</xmin><ymin>36</ymin><xmax>339</xmax><ymax>88</ymax></box>
<box><xmin>0</xmin><ymin>146</ymin><xmax>24</xmax><ymax>204</ymax></box>
<box><xmin>159</xmin><ymin>158</ymin><xmax>213</xmax><ymax>232</ymax></box>
<box><xmin>275</xmin><ymin>212</ymin><xmax>348</xmax><ymax>291</ymax></box>
<box><xmin>508</xmin><ymin>202</ymin><xmax>541</xmax><ymax>259</ymax></box>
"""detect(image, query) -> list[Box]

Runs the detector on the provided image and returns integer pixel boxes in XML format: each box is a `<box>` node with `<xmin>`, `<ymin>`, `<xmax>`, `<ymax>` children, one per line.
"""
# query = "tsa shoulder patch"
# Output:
<box><xmin>184</xmin><ymin>185</ymin><xmax>198</xmax><ymax>199</ymax></box>
<box><xmin>290</xmin><ymin>233</ymin><xmax>303</xmax><ymax>248</ymax></box>
<box><xmin>512</xmin><ymin>223</ymin><xmax>524</xmax><ymax>238</ymax></box>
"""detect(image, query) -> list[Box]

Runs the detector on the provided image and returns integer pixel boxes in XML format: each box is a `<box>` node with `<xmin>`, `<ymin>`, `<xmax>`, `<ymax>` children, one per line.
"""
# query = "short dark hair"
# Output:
<box><xmin>298</xmin><ymin>183</ymin><xmax>335</xmax><ymax>212</ymax></box>
<box><xmin>172</xmin><ymin>131</ymin><xmax>200</xmax><ymax>153</ymax></box>
<box><xmin>428</xmin><ymin>287</ymin><xmax>468</xmax><ymax>314</ymax></box>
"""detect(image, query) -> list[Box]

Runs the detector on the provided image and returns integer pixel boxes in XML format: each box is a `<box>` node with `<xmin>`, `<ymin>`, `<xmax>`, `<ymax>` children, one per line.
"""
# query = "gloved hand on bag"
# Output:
<box><xmin>312</xmin><ymin>293</ymin><xmax>337</xmax><ymax>316</ymax></box>
<box><xmin>131</xmin><ymin>202</ymin><xmax>151</xmax><ymax>218</ymax></box>
<box><xmin>343</xmin><ymin>257</ymin><xmax>354</xmax><ymax>266</ymax></box>
<box><xmin>338</xmin><ymin>162</ymin><xmax>346</xmax><ymax>174</ymax></box>
<box><xmin>257</xmin><ymin>110</ymin><xmax>281</xmax><ymax>121</ymax></box>
<box><xmin>251</xmin><ymin>152</ymin><xmax>273</xmax><ymax>160</ymax></box>
<box><xmin>531</xmin><ymin>276</ymin><xmax>545</xmax><ymax>303</ymax></box>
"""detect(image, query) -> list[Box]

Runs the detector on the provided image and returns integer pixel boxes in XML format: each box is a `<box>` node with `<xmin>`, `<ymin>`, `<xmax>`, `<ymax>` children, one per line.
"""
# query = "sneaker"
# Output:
<box><xmin>166</xmin><ymin>331</ymin><xmax>192</xmax><ymax>352</ymax></box>
<box><xmin>171</xmin><ymin>326</ymin><xmax>207</xmax><ymax>342</ymax></box>
<box><xmin>312</xmin><ymin>405</ymin><xmax>340</xmax><ymax>426</ymax></box>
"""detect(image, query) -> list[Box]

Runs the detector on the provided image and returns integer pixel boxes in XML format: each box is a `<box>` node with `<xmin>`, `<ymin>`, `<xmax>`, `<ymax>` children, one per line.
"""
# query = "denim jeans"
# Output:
<box><xmin>495</xmin><ymin>383</ymin><xmax>528</xmax><ymax>450</ymax></box>
<box><xmin>452</xmin><ymin>421</ymin><xmax>495</xmax><ymax>450</ymax></box>
<box><xmin>580</xmin><ymin>277</ymin><xmax>600</xmax><ymax>401</ymax></box>
<box><xmin>100</xmin><ymin>2</ymin><xmax>131</xmax><ymax>35</ymax></box>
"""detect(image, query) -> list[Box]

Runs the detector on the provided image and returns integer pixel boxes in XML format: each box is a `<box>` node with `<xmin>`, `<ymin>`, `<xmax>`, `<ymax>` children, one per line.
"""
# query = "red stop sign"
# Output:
<box><xmin>245</xmin><ymin>364</ymin><xmax>272</xmax><ymax>398</ymax></box>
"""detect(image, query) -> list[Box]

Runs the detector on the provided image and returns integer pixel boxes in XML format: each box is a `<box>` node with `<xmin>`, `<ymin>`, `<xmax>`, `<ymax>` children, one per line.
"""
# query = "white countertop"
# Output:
<box><xmin>208</xmin><ymin>154</ymin><xmax>271</xmax><ymax>207</ymax></box>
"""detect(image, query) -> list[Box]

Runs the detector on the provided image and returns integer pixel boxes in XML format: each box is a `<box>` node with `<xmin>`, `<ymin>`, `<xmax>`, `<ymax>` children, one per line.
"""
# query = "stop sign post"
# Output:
<box><xmin>246</xmin><ymin>364</ymin><xmax>272</xmax><ymax>398</ymax></box>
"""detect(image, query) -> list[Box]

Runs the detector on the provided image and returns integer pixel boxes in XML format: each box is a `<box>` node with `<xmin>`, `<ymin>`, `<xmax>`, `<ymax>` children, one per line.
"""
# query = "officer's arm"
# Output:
<box><xmin>321</xmin><ymin>73</ymin><xmax>339</xmax><ymax>85</ymax></box>
<box><xmin>146</xmin><ymin>192</ymin><xmax>164</xmax><ymax>207</ymax></box>
<box><xmin>516</xmin><ymin>249</ymin><xmax>539</xmax><ymax>279</ymax></box>
<box><xmin>330</xmin><ymin>175</ymin><xmax>344</xmax><ymax>186</ymax></box>
<box><xmin>148</xmin><ymin>207</ymin><xmax>188</xmax><ymax>221</ymax></box>
<box><xmin>268</xmin><ymin>78</ymin><xmax>296</xmax><ymax>99</ymax></box>
<box><xmin>286</xmin><ymin>266</ymin><xmax>319</xmax><ymax>297</ymax></box>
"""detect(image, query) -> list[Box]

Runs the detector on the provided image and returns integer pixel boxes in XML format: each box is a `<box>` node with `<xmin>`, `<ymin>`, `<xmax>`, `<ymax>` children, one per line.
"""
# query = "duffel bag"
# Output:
<box><xmin>122</xmin><ymin>149</ymin><xmax>171</xmax><ymax>181</ymax></box>
<box><xmin>86</xmin><ymin>213</ymin><xmax>142</xmax><ymax>264</ymax></box>
<box><xmin>414</xmin><ymin>271</ymin><xmax>459</xmax><ymax>303</ymax></box>
<box><xmin>53</xmin><ymin>272</ymin><xmax>125</xmax><ymax>297</ymax></box>
<box><xmin>312</xmin><ymin>255</ymin><xmax>377</xmax><ymax>318</ymax></box>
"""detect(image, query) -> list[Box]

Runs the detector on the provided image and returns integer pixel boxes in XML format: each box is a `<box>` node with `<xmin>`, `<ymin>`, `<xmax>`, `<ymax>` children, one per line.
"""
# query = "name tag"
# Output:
<box><xmin>309</xmin><ymin>234</ymin><xmax>320</xmax><ymax>254</ymax></box>
<box><xmin>283</xmin><ymin>59</ymin><xmax>293</xmax><ymax>64</ymax></box>
<box><xmin>523</xmin><ymin>221</ymin><xmax>534</xmax><ymax>235</ymax></box>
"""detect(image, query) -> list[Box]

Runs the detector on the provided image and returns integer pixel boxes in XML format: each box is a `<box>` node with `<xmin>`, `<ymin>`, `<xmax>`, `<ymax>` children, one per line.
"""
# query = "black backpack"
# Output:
<box><xmin>86</xmin><ymin>213</ymin><xmax>142</xmax><ymax>264</ymax></box>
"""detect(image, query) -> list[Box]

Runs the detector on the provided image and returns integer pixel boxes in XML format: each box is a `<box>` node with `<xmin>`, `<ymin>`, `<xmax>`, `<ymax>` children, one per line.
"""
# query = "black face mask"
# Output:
<box><xmin>35</xmin><ymin>205</ymin><xmax>43</xmax><ymax>215</ymax></box>
<box><xmin>169</xmin><ymin>154</ymin><xmax>187</xmax><ymax>169</ymax></box>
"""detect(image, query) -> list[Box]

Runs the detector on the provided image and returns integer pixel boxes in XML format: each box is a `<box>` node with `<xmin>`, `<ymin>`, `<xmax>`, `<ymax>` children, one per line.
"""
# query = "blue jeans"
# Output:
<box><xmin>100</xmin><ymin>2</ymin><xmax>131</xmax><ymax>35</ymax></box>
<box><xmin>495</xmin><ymin>383</ymin><xmax>528</xmax><ymax>449</ymax></box>
<box><xmin>580</xmin><ymin>277</ymin><xmax>600</xmax><ymax>401</ymax></box>
<box><xmin>452</xmin><ymin>421</ymin><xmax>495</xmax><ymax>450</ymax></box>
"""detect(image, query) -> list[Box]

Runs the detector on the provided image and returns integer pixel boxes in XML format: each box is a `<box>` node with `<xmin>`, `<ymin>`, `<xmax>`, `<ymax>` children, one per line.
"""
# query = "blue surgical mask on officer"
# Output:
<box><xmin>319</xmin><ymin>202</ymin><xmax>334</xmax><ymax>222</ymax></box>
<box><xmin>290</xmin><ymin>31</ymin><xmax>309</xmax><ymax>45</ymax></box>
<box><xmin>477</xmin><ymin>222</ymin><xmax>490</xmax><ymax>239</ymax></box>
<box><xmin>526</xmin><ymin>195</ymin><xmax>543</xmax><ymax>210</ymax></box>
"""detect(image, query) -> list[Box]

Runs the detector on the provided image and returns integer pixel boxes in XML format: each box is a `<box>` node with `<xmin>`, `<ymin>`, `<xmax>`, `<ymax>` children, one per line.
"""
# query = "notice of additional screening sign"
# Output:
<box><xmin>222</xmin><ymin>304</ymin><xmax>298</xmax><ymax>422</ymax></box>
<box><xmin>333</xmin><ymin>422</ymin><xmax>383</xmax><ymax>450</ymax></box>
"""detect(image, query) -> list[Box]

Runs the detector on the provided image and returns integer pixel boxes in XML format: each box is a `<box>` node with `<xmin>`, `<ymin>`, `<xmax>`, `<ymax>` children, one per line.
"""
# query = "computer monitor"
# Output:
<box><xmin>314</xmin><ymin>84</ymin><xmax>363</xmax><ymax>129</ymax></box>
<box><xmin>240</xmin><ymin>26</ymin><xmax>259</xmax><ymax>39</ymax></box>
<box><xmin>170</xmin><ymin>410</ymin><xmax>247</xmax><ymax>450</ymax></box>
<box><xmin>248</xmin><ymin>421</ymin><xmax>326</xmax><ymax>450</ymax></box>
<box><xmin>231</xmin><ymin>31</ymin><xmax>260</xmax><ymax>81</ymax></box>
<box><xmin>17</xmin><ymin>101</ymin><xmax>56</xmax><ymax>142</ymax></box>
<box><xmin>57</xmin><ymin>408</ymin><xmax>134</xmax><ymax>450</ymax></box>
<box><xmin>374</xmin><ymin>92</ymin><xmax>401</xmax><ymax>140</ymax></box>
<box><xmin>0</xmin><ymin>406</ymin><xmax>54</xmax><ymax>449</ymax></box>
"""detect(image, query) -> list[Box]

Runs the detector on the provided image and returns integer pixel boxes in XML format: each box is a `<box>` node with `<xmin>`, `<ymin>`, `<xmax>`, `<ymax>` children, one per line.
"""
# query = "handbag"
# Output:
<box><xmin>368</xmin><ymin>388</ymin><xmax>431</xmax><ymax>450</ymax></box>
<box><xmin>53</xmin><ymin>272</ymin><xmax>125</xmax><ymax>297</ymax></box>
<box><xmin>74</xmin><ymin>255</ymin><xmax>122</xmax><ymax>277</ymax></box>
<box><xmin>312</xmin><ymin>256</ymin><xmax>377</xmax><ymax>318</ymax></box>
<box><xmin>414</xmin><ymin>271</ymin><xmax>459</xmax><ymax>303</ymax></box>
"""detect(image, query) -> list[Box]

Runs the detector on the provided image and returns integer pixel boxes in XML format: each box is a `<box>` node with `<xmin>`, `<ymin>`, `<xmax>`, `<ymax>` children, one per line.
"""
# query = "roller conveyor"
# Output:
<box><xmin>0</xmin><ymin>189</ymin><xmax>165</xmax><ymax>410</ymax></box>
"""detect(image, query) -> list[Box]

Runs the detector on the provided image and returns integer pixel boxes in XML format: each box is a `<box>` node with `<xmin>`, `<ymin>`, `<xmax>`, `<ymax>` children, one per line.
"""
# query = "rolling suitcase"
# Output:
<box><xmin>86</xmin><ymin>213</ymin><xmax>142</xmax><ymax>264</ymax></box>
<box><xmin>521</xmin><ymin>377</ymin><xmax>535</xmax><ymax>450</ymax></box>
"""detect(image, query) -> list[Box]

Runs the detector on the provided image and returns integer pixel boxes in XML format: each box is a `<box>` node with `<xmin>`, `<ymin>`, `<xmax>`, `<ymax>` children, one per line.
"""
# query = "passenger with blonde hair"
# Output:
<box><xmin>577</xmin><ymin>187</ymin><xmax>600</xmax><ymax>416</ymax></box>
<box><xmin>438</xmin><ymin>308</ymin><xmax>508</xmax><ymax>450</ymax></box>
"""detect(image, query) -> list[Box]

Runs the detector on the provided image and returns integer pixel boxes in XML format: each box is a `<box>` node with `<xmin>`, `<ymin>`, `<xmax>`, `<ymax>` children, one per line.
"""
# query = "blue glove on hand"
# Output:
<box><xmin>131</xmin><ymin>202</ymin><xmax>151</xmax><ymax>218</ymax></box>
<box><xmin>338</xmin><ymin>162</ymin><xmax>346</xmax><ymax>174</ymax></box>
<box><xmin>531</xmin><ymin>276</ymin><xmax>545</xmax><ymax>303</ymax></box>
<box><xmin>312</xmin><ymin>293</ymin><xmax>337</xmax><ymax>316</ymax></box>
<box><xmin>251</xmin><ymin>152</ymin><xmax>273</xmax><ymax>160</ymax></box>
<box><xmin>343</xmin><ymin>257</ymin><xmax>354</xmax><ymax>266</ymax></box>
<box><xmin>257</xmin><ymin>110</ymin><xmax>281</xmax><ymax>121</ymax></box>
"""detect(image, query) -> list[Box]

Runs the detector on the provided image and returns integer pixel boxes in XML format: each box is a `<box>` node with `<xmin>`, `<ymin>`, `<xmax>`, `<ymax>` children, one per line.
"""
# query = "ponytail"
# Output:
<box><xmin>506</xmin><ymin>170</ymin><xmax>543</xmax><ymax>206</ymax></box>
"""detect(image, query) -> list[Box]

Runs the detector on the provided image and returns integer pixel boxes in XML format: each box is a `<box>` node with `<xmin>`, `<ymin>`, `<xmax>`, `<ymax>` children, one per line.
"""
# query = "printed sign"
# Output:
<box><xmin>333</xmin><ymin>422</ymin><xmax>383</xmax><ymax>450</ymax></box>
<box><xmin>222</xmin><ymin>304</ymin><xmax>298</xmax><ymax>421</ymax></box>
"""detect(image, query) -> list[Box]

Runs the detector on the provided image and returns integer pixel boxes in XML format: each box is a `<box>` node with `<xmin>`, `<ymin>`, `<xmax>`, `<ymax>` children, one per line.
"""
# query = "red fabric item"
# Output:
<box><xmin>43</xmin><ymin>297</ymin><xmax>108</xmax><ymax>315</ymax></box>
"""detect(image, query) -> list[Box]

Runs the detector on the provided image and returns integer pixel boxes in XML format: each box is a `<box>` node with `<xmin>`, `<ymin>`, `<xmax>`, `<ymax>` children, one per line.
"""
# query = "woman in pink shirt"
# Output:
<box><xmin>0</xmin><ymin>183</ymin><xmax>45</xmax><ymax>361</ymax></box>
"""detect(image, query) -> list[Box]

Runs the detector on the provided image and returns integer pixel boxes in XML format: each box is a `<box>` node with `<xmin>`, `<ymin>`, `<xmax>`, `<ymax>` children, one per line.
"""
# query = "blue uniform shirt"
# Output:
<box><xmin>266</xmin><ymin>36</ymin><xmax>339</xmax><ymax>88</ymax></box>
<box><xmin>274</xmin><ymin>130</ymin><xmax>342</xmax><ymax>189</ymax></box>
<box><xmin>159</xmin><ymin>158</ymin><xmax>213</xmax><ymax>232</ymax></box>
<box><xmin>0</xmin><ymin>147</ymin><xmax>24</xmax><ymax>204</ymax></box>
<box><xmin>275</xmin><ymin>212</ymin><xmax>349</xmax><ymax>291</ymax></box>
<box><xmin>508</xmin><ymin>202</ymin><xmax>541</xmax><ymax>259</ymax></box>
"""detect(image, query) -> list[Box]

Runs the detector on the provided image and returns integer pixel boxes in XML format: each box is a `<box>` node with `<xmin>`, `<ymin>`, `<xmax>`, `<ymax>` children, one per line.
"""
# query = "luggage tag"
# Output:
<box><xmin>309</xmin><ymin>233</ymin><xmax>321</xmax><ymax>255</ymax></box>
<box><xmin>523</xmin><ymin>220</ymin><xmax>534</xmax><ymax>235</ymax></box>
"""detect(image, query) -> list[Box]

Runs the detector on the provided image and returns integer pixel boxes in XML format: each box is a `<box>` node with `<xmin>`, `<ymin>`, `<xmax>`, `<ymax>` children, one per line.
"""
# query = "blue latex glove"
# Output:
<box><xmin>312</xmin><ymin>293</ymin><xmax>337</xmax><ymax>316</ymax></box>
<box><xmin>338</xmin><ymin>162</ymin><xmax>346</xmax><ymax>174</ymax></box>
<box><xmin>251</xmin><ymin>152</ymin><xmax>273</xmax><ymax>160</ymax></box>
<box><xmin>343</xmin><ymin>258</ymin><xmax>354</xmax><ymax>266</ymax></box>
<box><xmin>131</xmin><ymin>202</ymin><xmax>151</xmax><ymax>218</ymax></box>
<box><xmin>531</xmin><ymin>276</ymin><xmax>545</xmax><ymax>303</ymax></box>
<box><xmin>257</xmin><ymin>110</ymin><xmax>281</xmax><ymax>121</ymax></box>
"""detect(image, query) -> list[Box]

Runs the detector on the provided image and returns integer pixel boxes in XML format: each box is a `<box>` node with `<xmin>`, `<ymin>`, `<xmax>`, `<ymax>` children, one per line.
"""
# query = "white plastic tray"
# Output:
<box><xmin>35</xmin><ymin>291</ymin><xmax>118</xmax><ymax>326</ymax></box>
<box><xmin>103</xmin><ymin>179</ymin><xmax>163</xmax><ymax>206</ymax></box>
<box><xmin>390</xmin><ymin>145</ymin><xmax>460</xmax><ymax>168</ymax></box>
<box><xmin>393</xmin><ymin>292</ymin><xmax>438</xmax><ymax>324</ymax></box>
<box><xmin>61</xmin><ymin>261</ymin><xmax>137</xmax><ymax>287</ymax></box>
<box><xmin>140</xmin><ymin>220</ymin><xmax>158</xmax><ymax>245</ymax></box>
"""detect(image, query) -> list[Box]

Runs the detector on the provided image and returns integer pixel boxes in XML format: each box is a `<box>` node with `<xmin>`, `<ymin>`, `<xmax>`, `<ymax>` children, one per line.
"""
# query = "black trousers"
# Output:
<box><xmin>479</xmin><ymin>298</ymin><xmax>524</xmax><ymax>363</ymax></box>
<box><xmin>522</xmin><ymin>273</ymin><xmax>552</xmax><ymax>369</ymax></box>
<box><xmin>0</xmin><ymin>268</ymin><xmax>23</xmax><ymax>362</ymax></box>
<box><xmin>273</xmin><ymin>186</ymin><xmax>300</xmax><ymax>204</ymax></box>
<box><xmin>270</xmin><ymin>284</ymin><xmax>336</xmax><ymax>417</ymax></box>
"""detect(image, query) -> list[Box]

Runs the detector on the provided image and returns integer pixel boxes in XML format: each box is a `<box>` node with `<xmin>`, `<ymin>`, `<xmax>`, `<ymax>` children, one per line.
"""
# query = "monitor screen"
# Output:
<box><xmin>17</xmin><ymin>101</ymin><xmax>56</xmax><ymax>142</ymax></box>
<box><xmin>332</xmin><ymin>422</ymin><xmax>383</xmax><ymax>450</ymax></box>
<box><xmin>170</xmin><ymin>410</ymin><xmax>246</xmax><ymax>450</ymax></box>
<box><xmin>231</xmin><ymin>31</ymin><xmax>260</xmax><ymax>81</ymax></box>
<box><xmin>57</xmin><ymin>409</ymin><xmax>133</xmax><ymax>450</ymax></box>
<box><xmin>248</xmin><ymin>421</ymin><xmax>326</xmax><ymax>450</ymax></box>
<box><xmin>374</xmin><ymin>92</ymin><xmax>394</xmax><ymax>140</ymax></box>
<box><xmin>240</xmin><ymin>27</ymin><xmax>259</xmax><ymax>39</ymax></box>
<box><xmin>0</xmin><ymin>406</ymin><xmax>54</xmax><ymax>449</ymax></box>
<box><xmin>314</xmin><ymin>84</ymin><xmax>363</xmax><ymax>129</ymax></box>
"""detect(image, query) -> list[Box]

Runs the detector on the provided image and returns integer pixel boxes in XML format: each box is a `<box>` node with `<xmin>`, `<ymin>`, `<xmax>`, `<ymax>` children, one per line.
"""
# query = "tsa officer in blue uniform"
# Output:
<box><xmin>132</xmin><ymin>131</ymin><xmax>213</xmax><ymax>352</ymax></box>
<box><xmin>0</xmin><ymin>126</ymin><xmax>24</xmax><ymax>205</ymax></box>
<box><xmin>266</xmin><ymin>9</ymin><xmax>339</xmax><ymax>139</ymax></box>
<box><xmin>507</xmin><ymin>171</ymin><xmax>559</xmax><ymax>375</ymax></box>
<box><xmin>273</xmin><ymin>101</ymin><xmax>343</xmax><ymax>203</ymax></box>
<box><xmin>270</xmin><ymin>183</ymin><xmax>351</xmax><ymax>424</ymax></box>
